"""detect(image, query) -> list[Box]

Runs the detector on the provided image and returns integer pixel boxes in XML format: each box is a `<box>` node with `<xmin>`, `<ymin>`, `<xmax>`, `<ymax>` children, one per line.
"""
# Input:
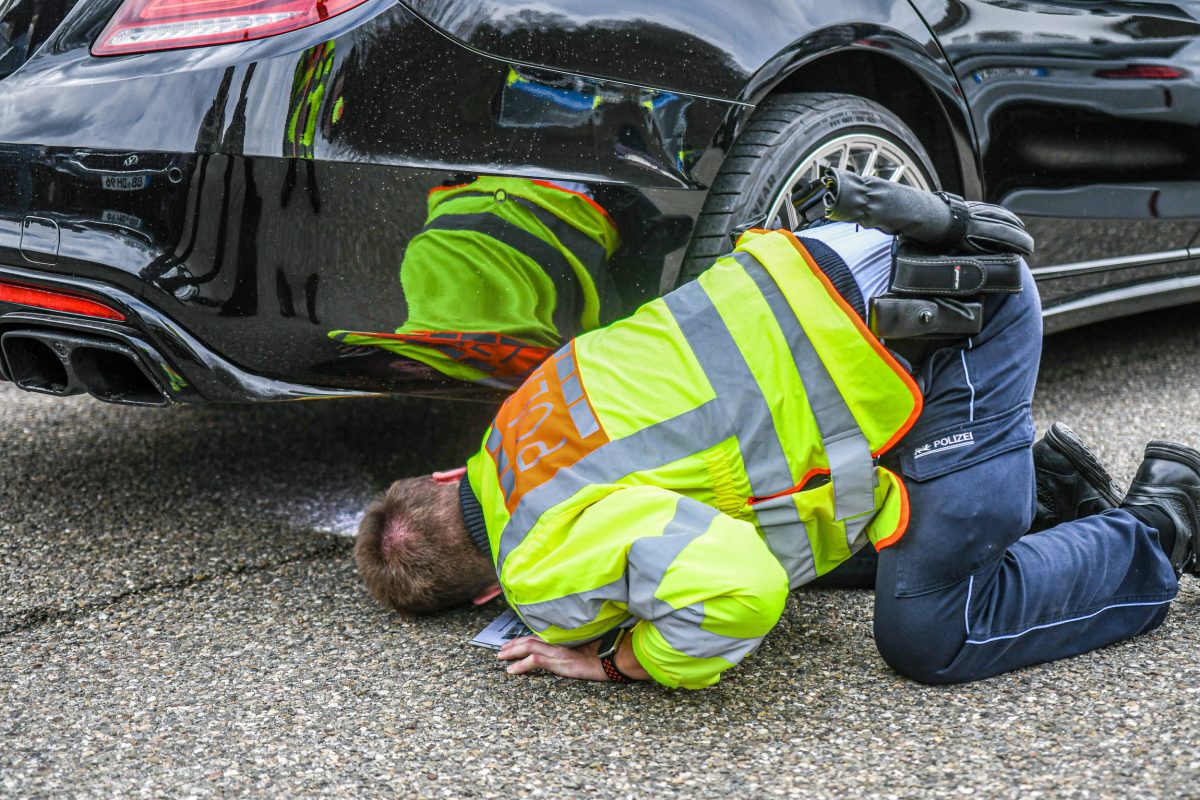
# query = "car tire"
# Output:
<box><xmin>678</xmin><ymin>92</ymin><xmax>939</xmax><ymax>285</ymax></box>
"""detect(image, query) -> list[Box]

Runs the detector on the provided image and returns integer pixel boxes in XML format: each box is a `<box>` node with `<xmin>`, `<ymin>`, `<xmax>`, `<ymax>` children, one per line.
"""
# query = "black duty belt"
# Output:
<box><xmin>869</xmin><ymin>246</ymin><xmax>1024</xmax><ymax>342</ymax></box>
<box><xmin>890</xmin><ymin>248</ymin><xmax>1023</xmax><ymax>297</ymax></box>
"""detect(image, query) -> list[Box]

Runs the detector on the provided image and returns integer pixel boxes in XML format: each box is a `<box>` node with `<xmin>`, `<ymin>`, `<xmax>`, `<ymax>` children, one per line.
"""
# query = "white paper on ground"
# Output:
<box><xmin>469</xmin><ymin>607</ymin><xmax>533</xmax><ymax>650</ymax></box>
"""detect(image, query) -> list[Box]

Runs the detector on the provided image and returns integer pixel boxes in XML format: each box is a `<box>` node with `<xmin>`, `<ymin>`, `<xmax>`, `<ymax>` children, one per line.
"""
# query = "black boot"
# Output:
<box><xmin>1121</xmin><ymin>441</ymin><xmax>1200</xmax><ymax>577</ymax></box>
<box><xmin>1031</xmin><ymin>422</ymin><xmax>1124</xmax><ymax>532</ymax></box>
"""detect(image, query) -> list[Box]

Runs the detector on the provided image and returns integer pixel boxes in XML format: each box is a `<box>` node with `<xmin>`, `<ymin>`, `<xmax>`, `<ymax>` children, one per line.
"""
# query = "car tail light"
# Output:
<box><xmin>1095</xmin><ymin>65</ymin><xmax>1187</xmax><ymax>80</ymax></box>
<box><xmin>0</xmin><ymin>281</ymin><xmax>126</xmax><ymax>321</ymax></box>
<box><xmin>92</xmin><ymin>0</ymin><xmax>370</xmax><ymax>56</ymax></box>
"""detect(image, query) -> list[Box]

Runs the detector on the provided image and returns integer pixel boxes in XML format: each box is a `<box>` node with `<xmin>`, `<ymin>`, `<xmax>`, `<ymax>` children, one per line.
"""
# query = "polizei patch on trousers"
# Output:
<box><xmin>913</xmin><ymin>431</ymin><xmax>976</xmax><ymax>460</ymax></box>
<box><xmin>898</xmin><ymin>404</ymin><xmax>1033</xmax><ymax>482</ymax></box>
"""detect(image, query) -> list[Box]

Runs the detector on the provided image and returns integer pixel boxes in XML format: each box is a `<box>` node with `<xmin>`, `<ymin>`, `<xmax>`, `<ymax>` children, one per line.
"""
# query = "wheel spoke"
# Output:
<box><xmin>782</xmin><ymin>196</ymin><xmax>800</xmax><ymax>229</ymax></box>
<box><xmin>837</xmin><ymin>144</ymin><xmax>850</xmax><ymax>171</ymax></box>
<box><xmin>862</xmin><ymin>147</ymin><xmax>880</xmax><ymax>177</ymax></box>
<box><xmin>890</xmin><ymin>163</ymin><xmax>907</xmax><ymax>183</ymax></box>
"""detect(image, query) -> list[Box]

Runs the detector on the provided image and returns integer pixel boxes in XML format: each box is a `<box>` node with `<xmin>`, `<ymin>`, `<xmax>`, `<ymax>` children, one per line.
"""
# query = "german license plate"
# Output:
<box><xmin>101</xmin><ymin>209</ymin><xmax>144</xmax><ymax>228</ymax></box>
<box><xmin>101</xmin><ymin>174</ymin><xmax>147</xmax><ymax>191</ymax></box>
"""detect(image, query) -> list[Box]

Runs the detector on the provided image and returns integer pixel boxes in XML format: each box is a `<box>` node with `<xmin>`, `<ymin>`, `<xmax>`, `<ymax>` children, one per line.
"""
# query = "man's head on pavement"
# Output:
<box><xmin>355</xmin><ymin>469</ymin><xmax>500</xmax><ymax>614</ymax></box>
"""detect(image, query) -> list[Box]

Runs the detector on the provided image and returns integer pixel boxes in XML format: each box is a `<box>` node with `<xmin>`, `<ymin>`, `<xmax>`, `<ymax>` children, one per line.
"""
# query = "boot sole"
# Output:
<box><xmin>1144</xmin><ymin>440</ymin><xmax>1200</xmax><ymax>476</ymax></box>
<box><xmin>1045</xmin><ymin>422</ymin><xmax>1124</xmax><ymax>507</ymax></box>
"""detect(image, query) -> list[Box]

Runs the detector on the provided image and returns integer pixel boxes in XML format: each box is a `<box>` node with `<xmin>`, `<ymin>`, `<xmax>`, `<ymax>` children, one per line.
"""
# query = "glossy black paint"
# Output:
<box><xmin>913</xmin><ymin>0</ymin><xmax>1200</xmax><ymax>322</ymax></box>
<box><xmin>0</xmin><ymin>0</ymin><xmax>1193</xmax><ymax>400</ymax></box>
<box><xmin>403</xmin><ymin>0</ymin><xmax>941</xmax><ymax>99</ymax></box>
<box><xmin>0</xmin><ymin>0</ymin><xmax>745</xmax><ymax>396</ymax></box>
<box><xmin>401</xmin><ymin>0</ymin><xmax>980</xmax><ymax>196</ymax></box>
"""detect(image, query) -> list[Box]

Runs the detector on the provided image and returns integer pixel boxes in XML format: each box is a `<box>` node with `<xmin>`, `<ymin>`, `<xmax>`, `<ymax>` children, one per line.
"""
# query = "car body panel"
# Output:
<box><xmin>0</xmin><ymin>0</ymin><xmax>740</xmax><ymax>395</ymax></box>
<box><xmin>0</xmin><ymin>0</ymin><xmax>1193</xmax><ymax>402</ymax></box>
<box><xmin>401</xmin><ymin>0</ymin><xmax>984</xmax><ymax>196</ymax></box>
<box><xmin>400</xmin><ymin>0</ymin><xmax>952</xmax><ymax>100</ymax></box>
<box><xmin>912</xmin><ymin>0</ymin><xmax>1200</xmax><ymax>317</ymax></box>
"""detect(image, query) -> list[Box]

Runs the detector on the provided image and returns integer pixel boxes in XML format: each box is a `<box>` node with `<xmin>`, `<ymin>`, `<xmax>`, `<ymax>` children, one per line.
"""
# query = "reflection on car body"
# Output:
<box><xmin>0</xmin><ymin>0</ymin><xmax>1191</xmax><ymax>405</ymax></box>
<box><xmin>329</xmin><ymin>176</ymin><xmax>620</xmax><ymax>389</ymax></box>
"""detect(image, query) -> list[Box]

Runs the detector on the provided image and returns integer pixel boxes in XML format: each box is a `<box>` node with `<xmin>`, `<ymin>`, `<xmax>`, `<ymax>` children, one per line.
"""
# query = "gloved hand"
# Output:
<box><xmin>958</xmin><ymin>199</ymin><xmax>1034</xmax><ymax>256</ymax></box>
<box><xmin>822</xmin><ymin>167</ymin><xmax>1034</xmax><ymax>256</ymax></box>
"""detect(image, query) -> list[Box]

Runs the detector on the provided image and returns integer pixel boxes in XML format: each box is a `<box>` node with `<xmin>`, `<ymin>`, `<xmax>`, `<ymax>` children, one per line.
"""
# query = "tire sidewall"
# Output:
<box><xmin>739</xmin><ymin>101</ymin><xmax>937</xmax><ymax>227</ymax></box>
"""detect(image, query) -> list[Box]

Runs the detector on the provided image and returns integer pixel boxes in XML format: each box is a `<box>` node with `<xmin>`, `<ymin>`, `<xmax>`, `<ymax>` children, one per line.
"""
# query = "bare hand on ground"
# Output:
<box><xmin>497</xmin><ymin>636</ymin><xmax>607</xmax><ymax>682</ymax></box>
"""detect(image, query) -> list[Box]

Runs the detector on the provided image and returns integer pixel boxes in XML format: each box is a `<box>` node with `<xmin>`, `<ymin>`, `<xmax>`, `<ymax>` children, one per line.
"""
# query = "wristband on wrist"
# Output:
<box><xmin>597</xmin><ymin>627</ymin><xmax>637</xmax><ymax>684</ymax></box>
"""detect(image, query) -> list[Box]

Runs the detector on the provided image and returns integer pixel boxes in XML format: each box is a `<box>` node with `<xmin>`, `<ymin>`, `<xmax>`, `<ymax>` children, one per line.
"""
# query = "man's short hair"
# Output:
<box><xmin>355</xmin><ymin>476</ymin><xmax>495</xmax><ymax>614</ymax></box>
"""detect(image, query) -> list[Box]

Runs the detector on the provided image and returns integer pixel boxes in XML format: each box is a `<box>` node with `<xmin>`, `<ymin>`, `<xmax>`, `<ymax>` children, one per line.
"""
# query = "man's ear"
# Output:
<box><xmin>432</xmin><ymin>467</ymin><xmax>467</xmax><ymax>484</ymax></box>
<box><xmin>472</xmin><ymin>583</ymin><xmax>503</xmax><ymax>605</ymax></box>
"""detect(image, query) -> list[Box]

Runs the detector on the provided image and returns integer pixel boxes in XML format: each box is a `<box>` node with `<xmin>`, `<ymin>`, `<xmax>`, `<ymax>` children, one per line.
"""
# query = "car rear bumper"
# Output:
<box><xmin>0</xmin><ymin>262</ymin><xmax>392</xmax><ymax>404</ymax></box>
<box><xmin>0</xmin><ymin>0</ymin><xmax>739</xmax><ymax>401</ymax></box>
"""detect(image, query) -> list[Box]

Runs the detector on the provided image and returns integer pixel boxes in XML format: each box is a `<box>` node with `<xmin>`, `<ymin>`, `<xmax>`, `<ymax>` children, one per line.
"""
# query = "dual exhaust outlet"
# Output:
<box><xmin>1</xmin><ymin>329</ymin><xmax>168</xmax><ymax>406</ymax></box>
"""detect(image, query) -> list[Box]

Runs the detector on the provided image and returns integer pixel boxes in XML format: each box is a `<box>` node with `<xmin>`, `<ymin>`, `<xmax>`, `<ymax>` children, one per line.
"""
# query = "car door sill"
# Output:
<box><xmin>1032</xmin><ymin>249</ymin><xmax>1193</xmax><ymax>280</ymax></box>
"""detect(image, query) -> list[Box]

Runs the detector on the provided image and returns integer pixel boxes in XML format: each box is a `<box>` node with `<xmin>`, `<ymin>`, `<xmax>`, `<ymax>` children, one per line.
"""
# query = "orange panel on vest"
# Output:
<box><xmin>487</xmin><ymin>342</ymin><xmax>610</xmax><ymax>514</ymax></box>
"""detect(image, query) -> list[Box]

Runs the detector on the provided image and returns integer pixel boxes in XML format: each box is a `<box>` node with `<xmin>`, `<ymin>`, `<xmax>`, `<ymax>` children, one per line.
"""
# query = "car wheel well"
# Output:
<box><xmin>768</xmin><ymin>50</ymin><xmax>964</xmax><ymax>195</ymax></box>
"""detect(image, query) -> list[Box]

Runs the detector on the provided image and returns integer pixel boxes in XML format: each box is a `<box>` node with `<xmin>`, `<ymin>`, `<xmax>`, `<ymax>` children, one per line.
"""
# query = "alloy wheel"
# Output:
<box><xmin>765</xmin><ymin>132</ymin><xmax>934</xmax><ymax>229</ymax></box>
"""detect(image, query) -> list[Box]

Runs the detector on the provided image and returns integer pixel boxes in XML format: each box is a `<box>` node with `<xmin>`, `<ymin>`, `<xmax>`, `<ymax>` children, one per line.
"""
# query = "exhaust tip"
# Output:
<box><xmin>1</xmin><ymin>333</ymin><xmax>81</xmax><ymax>396</ymax></box>
<box><xmin>1</xmin><ymin>329</ymin><xmax>169</xmax><ymax>406</ymax></box>
<box><xmin>71</xmin><ymin>345</ymin><xmax>166</xmax><ymax>406</ymax></box>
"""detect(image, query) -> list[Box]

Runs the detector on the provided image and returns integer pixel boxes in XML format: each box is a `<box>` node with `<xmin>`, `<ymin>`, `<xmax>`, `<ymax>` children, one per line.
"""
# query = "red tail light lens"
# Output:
<box><xmin>92</xmin><ymin>0</ymin><xmax>370</xmax><ymax>56</ymax></box>
<box><xmin>0</xmin><ymin>281</ymin><xmax>126</xmax><ymax>321</ymax></box>
<box><xmin>1095</xmin><ymin>65</ymin><xmax>1187</xmax><ymax>80</ymax></box>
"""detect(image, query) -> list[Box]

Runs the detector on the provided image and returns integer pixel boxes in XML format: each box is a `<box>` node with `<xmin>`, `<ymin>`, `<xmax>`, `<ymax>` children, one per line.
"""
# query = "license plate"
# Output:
<box><xmin>102</xmin><ymin>209</ymin><xmax>144</xmax><ymax>228</ymax></box>
<box><xmin>101</xmin><ymin>174</ymin><xmax>147</xmax><ymax>191</ymax></box>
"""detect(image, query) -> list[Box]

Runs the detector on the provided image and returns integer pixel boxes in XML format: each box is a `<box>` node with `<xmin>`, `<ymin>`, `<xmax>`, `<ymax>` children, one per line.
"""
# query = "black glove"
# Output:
<box><xmin>822</xmin><ymin>168</ymin><xmax>1034</xmax><ymax>256</ymax></box>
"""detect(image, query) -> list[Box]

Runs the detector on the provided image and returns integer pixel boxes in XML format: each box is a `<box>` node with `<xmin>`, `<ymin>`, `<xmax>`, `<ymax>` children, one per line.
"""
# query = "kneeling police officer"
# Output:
<box><xmin>353</xmin><ymin>173</ymin><xmax>1200</xmax><ymax>688</ymax></box>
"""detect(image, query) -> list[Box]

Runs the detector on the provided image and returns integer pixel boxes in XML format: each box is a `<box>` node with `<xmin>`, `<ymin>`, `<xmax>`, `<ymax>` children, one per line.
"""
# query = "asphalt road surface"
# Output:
<box><xmin>3</xmin><ymin>304</ymin><xmax>1200</xmax><ymax>799</ymax></box>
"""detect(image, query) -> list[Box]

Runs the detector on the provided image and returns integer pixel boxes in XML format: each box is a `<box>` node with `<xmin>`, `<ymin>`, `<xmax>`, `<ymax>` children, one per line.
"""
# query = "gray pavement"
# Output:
<box><xmin>3</xmin><ymin>304</ymin><xmax>1200</xmax><ymax>798</ymax></box>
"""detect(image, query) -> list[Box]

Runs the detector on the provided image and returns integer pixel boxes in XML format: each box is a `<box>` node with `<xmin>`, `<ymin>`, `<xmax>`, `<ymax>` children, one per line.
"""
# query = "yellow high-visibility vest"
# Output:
<box><xmin>463</xmin><ymin>229</ymin><xmax>922</xmax><ymax>688</ymax></box>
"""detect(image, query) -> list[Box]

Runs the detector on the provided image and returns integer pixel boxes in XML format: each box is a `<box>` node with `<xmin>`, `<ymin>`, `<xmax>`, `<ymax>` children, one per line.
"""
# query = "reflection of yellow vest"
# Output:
<box><xmin>464</xmin><ymin>229</ymin><xmax>922</xmax><ymax>687</ymax></box>
<box><xmin>286</xmin><ymin>41</ymin><xmax>335</xmax><ymax>157</ymax></box>
<box><xmin>330</xmin><ymin>178</ymin><xmax>621</xmax><ymax>387</ymax></box>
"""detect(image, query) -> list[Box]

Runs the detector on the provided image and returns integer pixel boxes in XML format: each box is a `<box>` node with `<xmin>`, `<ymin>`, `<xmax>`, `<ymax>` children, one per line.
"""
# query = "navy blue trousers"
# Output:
<box><xmin>871</xmin><ymin>265</ymin><xmax>1178</xmax><ymax>684</ymax></box>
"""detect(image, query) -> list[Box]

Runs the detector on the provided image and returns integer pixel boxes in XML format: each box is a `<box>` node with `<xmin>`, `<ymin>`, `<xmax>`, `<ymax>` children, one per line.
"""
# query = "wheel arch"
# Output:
<box><xmin>738</xmin><ymin>44</ymin><xmax>982</xmax><ymax>199</ymax></box>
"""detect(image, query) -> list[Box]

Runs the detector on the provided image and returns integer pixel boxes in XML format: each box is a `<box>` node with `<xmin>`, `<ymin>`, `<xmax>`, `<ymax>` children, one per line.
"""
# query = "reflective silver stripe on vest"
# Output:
<box><xmin>555</xmin><ymin>351</ymin><xmax>575</xmax><ymax>381</ymax></box>
<box><xmin>627</xmin><ymin>498</ymin><xmax>764</xmax><ymax>662</ymax></box>
<box><xmin>515</xmin><ymin>496</ymin><xmax>764</xmax><ymax>662</ymax></box>
<box><xmin>516</xmin><ymin>573</ymin><xmax>627</xmax><ymax>633</ymax></box>
<box><xmin>515</xmin><ymin>495</ymin><xmax>710</xmax><ymax>632</ymax></box>
<box><xmin>568</xmin><ymin>401</ymin><xmax>601</xmax><ymax>439</ymax></box>
<box><xmin>486</xmin><ymin>425</ymin><xmax>502</xmax><ymax>453</ymax></box>
<box><xmin>661</xmin><ymin>278</ymin><xmax>817</xmax><ymax>589</ymax></box>
<box><xmin>561</xmin><ymin>373</ymin><xmax>583</xmax><ymax>404</ymax></box>
<box><xmin>626</xmin><ymin>497</ymin><xmax>718</xmax><ymax>612</ymax></box>
<box><xmin>661</xmin><ymin>281</ymin><xmax>794</xmax><ymax>496</ymax></box>
<box><xmin>751</xmin><ymin>496</ymin><xmax>817</xmax><ymax>587</ymax></box>
<box><xmin>653</xmin><ymin>602</ymin><xmax>764</xmax><ymax>664</ymax></box>
<box><xmin>844</xmin><ymin>513</ymin><xmax>873</xmax><ymax>552</ymax></box>
<box><xmin>496</xmin><ymin>399</ymin><xmax>733</xmax><ymax>572</ymax></box>
<box><xmin>556</xmin><ymin>350</ymin><xmax>601</xmax><ymax>440</ymax></box>
<box><xmin>497</xmin><ymin>448</ymin><xmax>516</xmax><ymax>498</ymax></box>
<box><xmin>733</xmin><ymin>250</ymin><xmax>877</xmax><ymax>522</ymax></box>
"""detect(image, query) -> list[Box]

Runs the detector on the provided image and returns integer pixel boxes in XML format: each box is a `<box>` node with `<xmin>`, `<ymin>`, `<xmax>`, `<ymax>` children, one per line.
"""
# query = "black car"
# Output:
<box><xmin>0</xmin><ymin>0</ymin><xmax>1196</xmax><ymax>405</ymax></box>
